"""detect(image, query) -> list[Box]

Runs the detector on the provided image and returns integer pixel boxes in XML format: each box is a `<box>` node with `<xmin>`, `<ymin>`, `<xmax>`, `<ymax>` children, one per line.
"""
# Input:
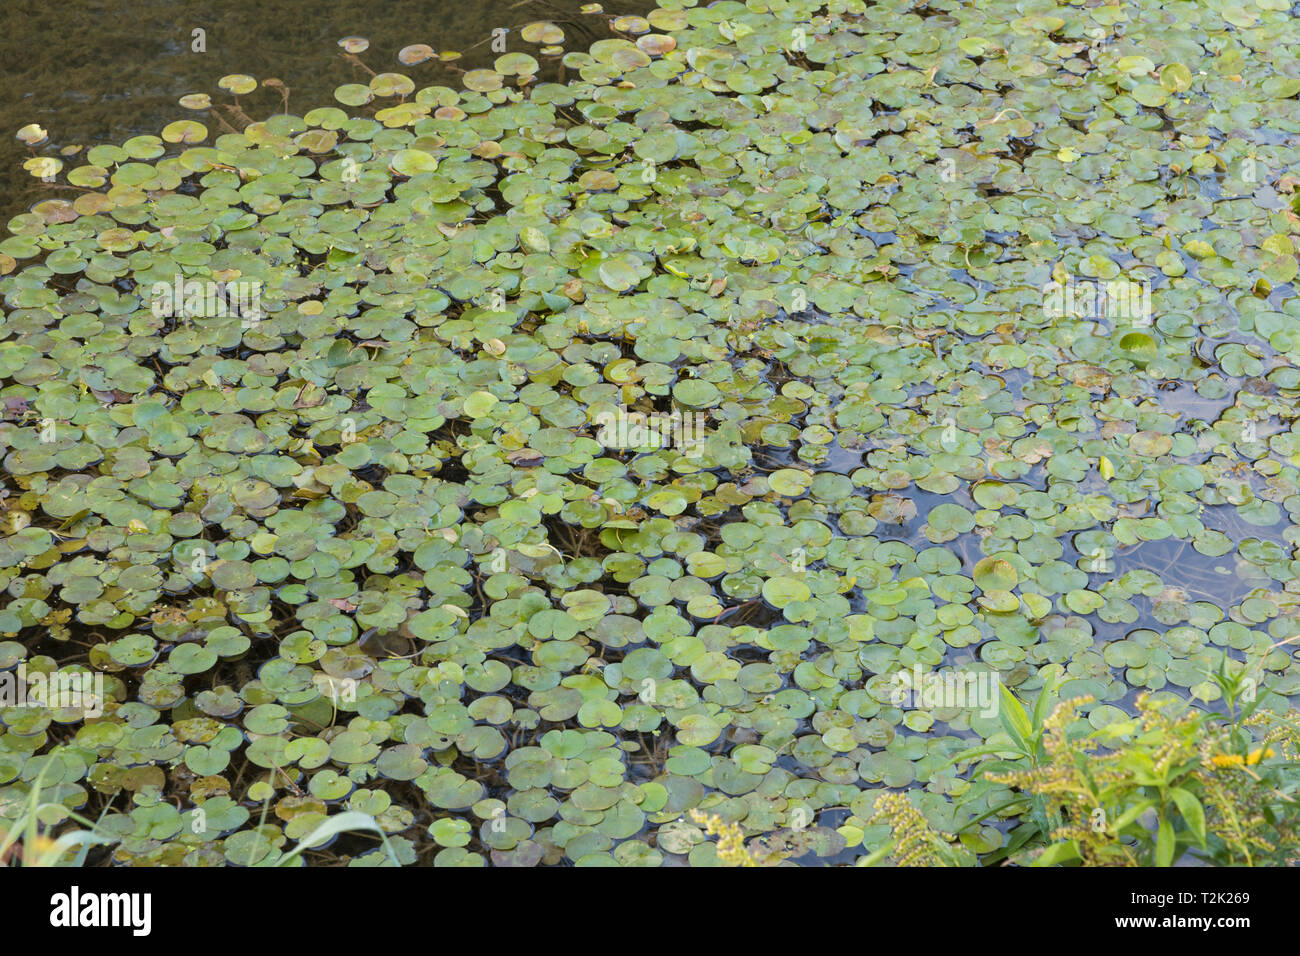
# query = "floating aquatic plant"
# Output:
<box><xmin>2</xmin><ymin>0</ymin><xmax>1300</xmax><ymax>867</ymax></box>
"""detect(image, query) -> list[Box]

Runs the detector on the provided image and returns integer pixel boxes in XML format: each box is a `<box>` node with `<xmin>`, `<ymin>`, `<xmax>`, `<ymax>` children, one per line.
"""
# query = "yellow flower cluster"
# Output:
<box><xmin>866</xmin><ymin>792</ymin><xmax>957</xmax><ymax>867</ymax></box>
<box><xmin>1041</xmin><ymin>695</ymin><xmax>1096</xmax><ymax>756</ymax></box>
<box><xmin>1208</xmin><ymin>747</ymin><xmax>1275</xmax><ymax>769</ymax></box>
<box><xmin>689</xmin><ymin>809</ymin><xmax>758</xmax><ymax>867</ymax></box>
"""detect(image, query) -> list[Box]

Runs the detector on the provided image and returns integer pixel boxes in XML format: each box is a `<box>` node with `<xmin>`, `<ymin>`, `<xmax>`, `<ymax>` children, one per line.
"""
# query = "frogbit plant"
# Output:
<box><xmin>5</xmin><ymin>0</ymin><xmax>1300</xmax><ymax>866</ymax></box>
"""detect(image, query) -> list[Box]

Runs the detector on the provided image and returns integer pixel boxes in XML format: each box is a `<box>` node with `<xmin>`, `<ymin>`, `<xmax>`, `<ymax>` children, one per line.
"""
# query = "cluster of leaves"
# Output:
<box><xmin>989</xmin><ymin>670</ymin><xmax>1300</xmax><ymax>866</ymax></box>
<box><xmin>871</xmin><ymin>670</ymin><xmax>1300</xmax><ymax>866</ymax></box>
<box><xmin>2</xmin><ymin>0</ymin><xmax>1300</xmax><ymax>865</ymax></box>
<box><xmin>0</xmin><ymin>753</ymin><xmax>400</xmax><ymax>867</ymax></box>
<box><xmin>861</xmin><ymin>790</ymin><xmax>974</xmax><ymax>866</ymax></box>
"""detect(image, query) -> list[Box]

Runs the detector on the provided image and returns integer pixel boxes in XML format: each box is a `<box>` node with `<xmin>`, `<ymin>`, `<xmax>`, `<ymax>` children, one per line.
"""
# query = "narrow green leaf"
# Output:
<box><xmin>1031</xmin><ymin>672</ymin><xmax>1056</xmax><ymax>732</ymax></box>
<box><xmin>1170</xmin><ymin>787</ymin><xmax>1206</xmax><ymax>848</ymax></box>
<box><xmin>935</xmin><ymin>743</ymin><xmax>1027</xmax><ymax>773</ymax></box>
<box><xmin>1032</xmin><ymin>841</ymin><xmax>1080</xmax><ymax>866</ymax></box>
<box><xmin>856</xmin><ymin>839</ymin><xmax>896</xmax><ymax>867</ymax></box>
<box><xmin>273</xmin><ymin>811</ymin><xmax>400</xmax><ymax>867</ymax></box>
<box><xmin>1155</xmin><ymin>818</ymin><xmax>1175</xmax><ymax>867</ymax></box>
<box><xmin>1111</xmin><ymin>799</ymin><xmax>1156</xmax><ymax>833</ymax></box>
<box><xmin>999</xmin><ymin>684</ymin><xmax>1033</xmax><ymax>751</ymax></box>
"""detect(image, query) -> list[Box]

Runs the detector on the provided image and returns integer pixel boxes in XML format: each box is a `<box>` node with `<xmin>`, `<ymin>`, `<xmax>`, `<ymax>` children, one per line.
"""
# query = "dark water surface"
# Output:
<box><xmin>0</xmin><ymin>0</ymin><xmax>650</xmax><ymax>217</ymax></box>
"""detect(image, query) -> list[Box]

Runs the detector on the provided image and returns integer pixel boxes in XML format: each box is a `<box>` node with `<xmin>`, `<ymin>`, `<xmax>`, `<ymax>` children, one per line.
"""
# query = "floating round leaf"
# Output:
<box><xmin>768</xmin><ymin>469</ymin><xmax>813</xmax><ymax>497</ymax></box>
<box><xmin>612</xmin><ymin>16</ymin><xmax>649</xmax><ymax>34</ymax></box>
<box><xmin>390</xmin><ymin>149</ymin><xmax>439</xmax><ymax>176</ymax></box>
<box><xmin>763</xmin><ymin>575</ymin><xmax>811</xmax><ymax>608</ymax></box>
<box><xmin>334</xmin><ymin>84</ymin><xmax>373</xmax><ymax>107</ymax></box>
<box><xmin>521</xmin><ymin>21</ymin><xmax>564</xmax><ymax>45</ymax></box>
<box><xmin>161</xmin><ymin>120</ymin><xmax>207</xmax><ymax>144</ymax></box>
<box><xmin>463</xmin><ymin>69</ymin><xmax>503</xmax><ymax>93</ymax></box>
<box><xmin>977</xmin><ymin>590</ymin><xmax>1020</xmax><ymax>613</ymax></box>
<box><xmin>370</xmin><ymin>72</ymin><xmax>415</xmax><ymax>97</ymax></box>
<box><xmin>495</xmin><ymin>53</ymin><xmax>539</xmax><ymax>77</ymax></box>
<box><xmin>23</xmin><ymin>156</ymin><xmax>61</xmax><ymax>179</ymax></box>
<box><xmin>398</xmin><ymin>44</ymin><xmax>435</xmax><ymax>66</ymax></box>
<box><xmin>637</xmin><ymin>34</ymin><xmax>677</xmax><ymax>56</ymax></box>
<box><xmin>672</xmin><ymin>379</ymin><xmax>720</xmax><ymax>409</ymax></box>
<box><xmin>1130</xmin><ymin>431</ymin><xmax>1173</xmax><ymax>457</ymax></box>
<box><xmin>296</xmin><ymin>129</ymin><xmax>338</xmax><ymax>153</ymax></box>
<box><xmin>590</xmin><ymin>39</ymin><xmax>650</xmax><ymax>71</ymax></box>
<box><xmin>16</xmin><ymin>123</ymin><xmax>48</xmax><ymax>146</ymax></box>
<box><xmin>1117</xmin><ymin>332</ymin><xmax>1159</xmax><ymax>366</ymax></box>
<box><xmin>676</xmin><ymin>714</ymin><xmax>722</xmax><ymax>746</ymax></box>
<box><xmin>973</xmin><ymin>557</ymin><xmax>1018</xmax><ymax>591</ymax></box>
<box><xmin>217</xmin><ymin>74</ymin><xmax>257</xmax><ymax>95</ymax></box>
<box><xmin>463</xmin><ymin>390</ymin><xmax>500</xmax><ymax>419</ymax></box>
<box><xmin>597</xmin><ymin>254</ymin><xmax>641</xmax><ymax>292</ymax></box>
